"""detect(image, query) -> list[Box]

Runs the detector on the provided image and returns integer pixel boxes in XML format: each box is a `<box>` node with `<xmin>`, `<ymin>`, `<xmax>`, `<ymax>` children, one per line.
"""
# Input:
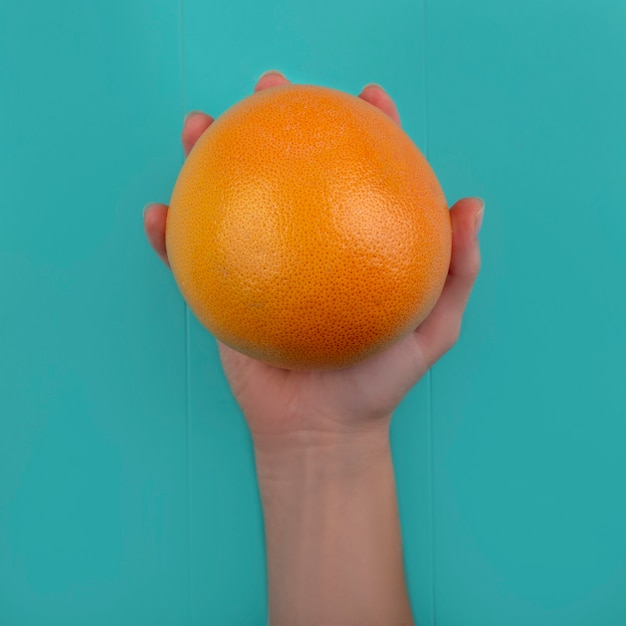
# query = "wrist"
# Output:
<box><xmin>253</xmin><ymin>426</ymin><xmax>392</xmax><ymax>487</ymax></box>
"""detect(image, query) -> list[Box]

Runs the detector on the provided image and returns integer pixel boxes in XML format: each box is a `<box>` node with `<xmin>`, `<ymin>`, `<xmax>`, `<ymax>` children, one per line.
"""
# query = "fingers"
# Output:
<box><xmin>254</xmin><ymin>69</ymin><xmax>291</xmax><ymax>92</ymax></box>
<box><xmin>145</xmin><ymin>71</ymin><xmax>291</xmax><ymax>268</ymax></box>
<box><xmin>358</xmin><ymin>84</ymin><xmax>401</xmax><ymax>127</ymax></box>
<box><xmin>254</xmin><ymin>73</ymin><xmax>402</xmax><ymax>129</ymax></box>
<box><xmin>414</xmin><ymin>197</ymin><xmax>484</xmax><ymax>365</ymax></box>
<box><xmin>146</xmin><ymin>74</ymin><xmax>402</xmax><ymax>273</ymax></box>
<box><xmin>143</xmin><ymin>110</ymin><xmax>210</xmax><ymax>268</ymax></box>
<box><xmin>143</xmin><ymin>203</ymin><xmax>170</xmax><ymax>268</ymax></box>
<box><xmin>143</xmin><ymin>112</ymin><xmax>213</xmax><ymax>269</ymax></box>
<box><xmin>183</xmin><ymin>69</ymin><xmax>289</xmax><ymax>156</ymax></box>
<box><xmin>182</xmin><ymin>111</ymin><xmax>214</xmax><ymax>157</ymax></box>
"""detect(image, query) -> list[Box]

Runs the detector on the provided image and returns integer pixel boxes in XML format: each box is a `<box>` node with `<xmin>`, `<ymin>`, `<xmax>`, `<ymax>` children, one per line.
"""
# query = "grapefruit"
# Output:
<box><xmin>166</xmin><ymin>84</ymin><xmax>451</xmax><ymax>370</ymax></box>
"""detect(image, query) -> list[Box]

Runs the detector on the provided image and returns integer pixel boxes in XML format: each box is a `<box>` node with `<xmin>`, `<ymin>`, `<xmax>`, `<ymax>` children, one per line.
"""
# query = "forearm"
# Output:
<box><xmin>253</xmin><ymin>429</ymin><xmax>415</xmax><ymax>626</ymax></box>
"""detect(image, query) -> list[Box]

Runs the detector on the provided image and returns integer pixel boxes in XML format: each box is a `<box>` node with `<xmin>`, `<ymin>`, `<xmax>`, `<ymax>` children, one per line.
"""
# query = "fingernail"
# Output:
<box><xmin>362</xmin><ymin>82</ymin><xmax>385</xmax><ymax>92</ymax></box>
<box><xmin>143</xmin><ymin>203</ymin><xmax>153</xmax><ymax>218</ymax></box>
<box><xmin>184</xmin><ymin>110</ymin><xmax>203</xmax><ymax>124</ymax></box>
<box><xmin>474</xmin><ymin>199</ymin><xmax>485</xmax><ymax>238</ymax></box>
<box><xmin>259</xmin><ymin>69</ymin><xmax>284</xmax><ymax>80</ymax></box>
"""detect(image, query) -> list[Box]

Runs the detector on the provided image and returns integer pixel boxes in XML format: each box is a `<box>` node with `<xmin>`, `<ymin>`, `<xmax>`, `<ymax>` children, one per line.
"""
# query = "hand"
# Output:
<box><xmin>144</xmin><ymin>70</ymin><xmax>483</xmax><ymax>447</ymax></box>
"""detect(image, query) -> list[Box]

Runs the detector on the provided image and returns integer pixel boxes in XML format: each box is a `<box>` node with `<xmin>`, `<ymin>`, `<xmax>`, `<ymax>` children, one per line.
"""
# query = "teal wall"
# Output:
<box><xmin>1</xmin><ymin>1</ymin><xmax>625</xmax><ymax>624</ymax></box>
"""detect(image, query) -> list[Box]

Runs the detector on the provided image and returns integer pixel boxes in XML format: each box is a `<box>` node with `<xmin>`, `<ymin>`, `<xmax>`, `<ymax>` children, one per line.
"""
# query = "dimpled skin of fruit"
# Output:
<box><xmin>165</xmin><ymin>84</ymin><xmax>452</xmax><ymax>371</ymax></box>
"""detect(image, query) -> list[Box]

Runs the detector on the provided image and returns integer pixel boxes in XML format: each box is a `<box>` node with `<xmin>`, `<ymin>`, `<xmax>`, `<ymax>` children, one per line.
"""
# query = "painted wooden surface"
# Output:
<box><xmin>1</xmin><ymin>0</ymin><xmax>624</xmax><ymax>624</ymax></box>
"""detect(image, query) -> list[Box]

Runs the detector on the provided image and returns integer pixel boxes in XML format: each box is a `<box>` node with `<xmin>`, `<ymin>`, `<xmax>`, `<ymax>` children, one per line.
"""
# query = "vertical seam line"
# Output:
<box><xmin>423</xmin><ymin>0</ymin><xmax>436</xmax><ymax>623</ymax></box>
<box><xmin>178</xmin><ymin>0</ymin><xmax>192</xmax><ymax>624</ymax></box>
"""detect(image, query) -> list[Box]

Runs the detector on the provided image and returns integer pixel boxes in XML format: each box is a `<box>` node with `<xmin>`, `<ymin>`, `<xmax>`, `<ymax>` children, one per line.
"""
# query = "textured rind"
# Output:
<box><xmin>166</xmin><ymin>84</ymin><xmax>451</xmax><ymax>370</ymax></box>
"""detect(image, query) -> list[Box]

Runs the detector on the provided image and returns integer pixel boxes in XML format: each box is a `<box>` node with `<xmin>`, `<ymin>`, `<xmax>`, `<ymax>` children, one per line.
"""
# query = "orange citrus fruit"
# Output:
<box><xmin>166</xmin><ymin>84</ymin><xmax>451</xmax><ymax>370</ymax></box>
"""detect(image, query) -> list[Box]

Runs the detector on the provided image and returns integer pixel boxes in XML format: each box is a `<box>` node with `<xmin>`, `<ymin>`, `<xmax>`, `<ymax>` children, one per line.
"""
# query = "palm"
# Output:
<box><xmin>144</xmin><ymin>71</ymin><xmax>482</xmax><ymax>439</ymax></box>
<box><xmin>215</xmin><ymin>328</ymin><xmax>425</xmax><ymax>439</ymax></box>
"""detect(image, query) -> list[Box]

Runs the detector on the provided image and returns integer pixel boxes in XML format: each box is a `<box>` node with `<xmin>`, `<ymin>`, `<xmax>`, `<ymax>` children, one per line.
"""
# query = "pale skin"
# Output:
<box><xmin>144</xmin><ymin>70</ymin><xmax>483</xmax><ymax>626</ymax></box>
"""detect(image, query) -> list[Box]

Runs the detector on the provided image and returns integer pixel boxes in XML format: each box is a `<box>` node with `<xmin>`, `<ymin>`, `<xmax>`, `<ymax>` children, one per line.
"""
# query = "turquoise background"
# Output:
<box><xmin>1</xmin><ymin>0</ymin><xmax>625</xmax><ymax>624</ymax></box>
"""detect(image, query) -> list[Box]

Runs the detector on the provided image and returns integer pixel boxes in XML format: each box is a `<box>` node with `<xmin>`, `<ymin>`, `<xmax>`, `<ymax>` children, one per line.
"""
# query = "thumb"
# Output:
<box><xmin>414</xmin><ymin>197</ymin><xmax>483</xmax><ymax>365</ymax></box>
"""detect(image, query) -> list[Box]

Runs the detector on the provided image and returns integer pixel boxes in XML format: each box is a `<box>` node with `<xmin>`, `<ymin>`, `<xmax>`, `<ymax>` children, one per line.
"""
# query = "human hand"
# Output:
<box><xmin>144</xmin><ymin>70</ymin><xmax>483</xmax><ymax>449</ymax></box>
